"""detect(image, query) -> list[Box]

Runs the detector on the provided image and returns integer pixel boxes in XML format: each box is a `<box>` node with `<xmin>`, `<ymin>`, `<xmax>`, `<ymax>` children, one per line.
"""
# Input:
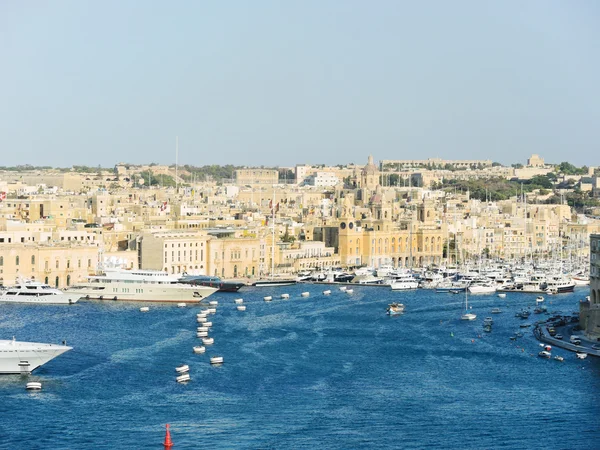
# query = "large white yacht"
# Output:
<box><xmin>66</xmin><ymin>268</ymin><xmax>218</xmax><ymax>303</ymax></box>
<box><xmin>0</xmin><ymin>337</ymin><xmax>72</xmax><ymax>374</ymax></box>
<box><xmin>0</xmin><ymin>279</ymin><xmax>80</xmax><ymax>305</ymax></box>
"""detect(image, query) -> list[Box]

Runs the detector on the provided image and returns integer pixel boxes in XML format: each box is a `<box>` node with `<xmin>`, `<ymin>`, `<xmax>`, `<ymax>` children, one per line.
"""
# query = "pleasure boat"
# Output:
<box><xmin>0</xmin><ymin>279</ymin><xmax>80</xmax><ymax>305</ymax></box>
<box><xmin>66</xmin><ymin>268</ymin><xmax>217</xmax><ymax>303</ymax></box>
<box><xmin>386</xmin><ymin>303</ymin><xmax>405</xmax><ymax>315</ymax></box>
<box><xmin>0</xmin><ymin>337</ymin><xmax>72</xmax><ymax>374</ymax></box>
<box><xmin>178</xmin><ymin>274</ymin><xmax>245</xmax><ymax>292</ymax></box>
<box><xmin>388</xmin><ymin>272</ymin><xmax>419</xmax><ymax>290</ymax></box>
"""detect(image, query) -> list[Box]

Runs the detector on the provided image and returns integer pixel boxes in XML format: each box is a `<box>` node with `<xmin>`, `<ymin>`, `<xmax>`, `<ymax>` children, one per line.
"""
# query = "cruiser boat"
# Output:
<box><xmin>0</xmin><ymin>279</ymin><xmax>80</xmax><ymax>305</ymax></box>
<box><xmin>178</xmin><ymin>275</ymin><xmax>245</xmax><ymax>292</ymax></box>
<box><xmin>0</xmin><ymin>337</ymin><xmax>71</xmax><ymax>374</ymax></box>
<box><xmin>66</xmin><ymin>268</ymin><xmax>217</xmax><ymax>303</ymax></box>
<box><xmin>388</xmin><ymin>272</ymin><xmax>419</xmax><ymax>290</ymax></box>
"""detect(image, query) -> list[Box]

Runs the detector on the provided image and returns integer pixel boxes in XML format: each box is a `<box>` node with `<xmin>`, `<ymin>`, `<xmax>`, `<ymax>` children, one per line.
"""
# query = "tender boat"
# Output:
<box><xmin>339</xmin><ymin>286</ymin><xmax>347</xmax><ymax>291</ymax></box>
<box><xmin>176</xmin><ymin>373</ymin><xmax>190</xmax><ymax>383</ymax></box>
<box><xmin>386</xmin><ymin>303</ymin><xmax>405</xmax><ymax>315</ymax></box>
<box><xmin>193</xmin><ymin>346</ymin><xmax>206</xmax><ymax>354</ymax></box>
<box><xmin>197</xmin><ymin>331</ymin><xmax>208</xmax><ymax>338</ymax></box>
<box><xmin>538</xmin><ymin>351</ymin><xmax>551</xmax><ymax>359</ymax></box>
<box><xmin>209</xmin><ymin>301</ymin><xmax>219</xmax><ymax>306</ymax></box>
<box><xmin>576</xmin><ymin>352</ymin><xmax>588</xmax><ymax>360</ymax></box>
<box><xmin>554</xmin><ymin>355</ymin><xmax>564</xmax><ymax>362</ymax></box>
<box><xmin>280</xmin><ymin>294</ymin><xmax>290</xmax><ymax>299</ymax></box>
<box><xmin>139</xmin><ymin>307</ymin><xmax>150</xmax><ymax>312</ymax></box>
<box><xmin>237</xmin><ymin>305</ymin><xmax>246</xmax><ymax>311</ymax></box>
<box><xmin>0</xmin><ymin>279</ymin><xmax>80</xmax><ymax>305</ymax></box>
<box><xmin>177</xmin><ymin>303</ymin><xmax>186</xmax><ymax>308</ymax></box>
<box><xmin>66</xmin><ymin>268</ymin><xmax>217</xmax><ymax>303</ymax></box>
<box><xmin>345</xmin><ymin>289</ymin><xmax>354</xmax><ymax>294</ymax></box>
<box><xmin>210</xmin><ymin>356</ymin><xmax>224</xmax><ymax>365</ymax></box>
<box><xmin>234</xmin><ymin>298</ymin><xmax>244</xmax><ymax>304</ymax></box>
<box><xmin>202</xmin><ymin>337</ymin><xmax>214</xmax><ymax>345</ymax></box>
<box><xmin>483</xmin><ymin>324</ymin><xmax>492</xmax><ymax>333</ymax></box>
<box><xmin>197</xmin><ymin>326</ymin><xmax>209</xmax><ymax>332</ymax></box>
<box><xmin>196</xmin><ymin>313</ymin><xmax>208</xmax><ymax>319</ymax></box>
<box><xmin>301</xmin><ymin>292</ymin><xmax>310</xmax><ymax>297</ymax></box>
<box><xmin>263</xmin><ymin>296</ymin><xmax>273</xmax><ymax>302</ymax></box>
<box><xmin>26</xmin><ymin>382</ymin><xmax>42</xmax><ymax>390</ymax></box>
<box><xmin>0</xmin><ymin>338</ymin><xmax>72</xmax><ymax>374</ymax></box>
<box><xmin>197</xmin><ymin>317</ymin><xmax>207</xmax><ymax>323</ymax></box>
<box><xmin>206</xmin><ymin>308</ymin><xmax>217</xmax><ymax>314</ymax></box>
<box><xmin>323</xmin><ymin>290</ymin><xmax>331</xmax><ymax>295</ymax></box>
<box><xmin>497</xmin><ymin>293</ymin><xmax>507</xmax><ymax>299</ymax></box>
<box><xmin>175</xmin><ymin>364</ymin><xmax>190</xmax><ymax>374</ymax></box>
<box><xmin>491</xmin><ymin>308</ymin><xmax>502</xmax><ymax>314</ymax></box>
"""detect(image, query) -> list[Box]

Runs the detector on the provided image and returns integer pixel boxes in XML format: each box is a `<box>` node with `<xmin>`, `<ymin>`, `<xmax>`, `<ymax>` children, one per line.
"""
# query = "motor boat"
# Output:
<box><xmin>0</xmin><ymin>278</ymin><xmax>81</xmax><ymax>305</ymax></box>
<box><xmin>263</xmin><ymin>296</ymin><xmax>272</xmax><ymax>302</ymax></box>
<box><xmin>202</xmin><ymin>337</ymin><xmax>214</xmax><ymax>345</ymax></box>
<box><xmin>301</xmin><ymin>292</ymin><xmax>310</xmax><ymax>297</ymax></box>
<box><xmin>177</xmin><ymin>303</ymin><xmax>186</xmax><ymax>308</ymax></box>
<box><xmin>538</xmin><ymin>351</ymin><xmax>551</xmax><ymax>359</ymax></box>
<box><xmin>280</xmin><ymin>294</ymin><xmax>290</xmax><ymax>299</ymax></box>
<box><xmin>26</xmin><ymin>382</ymin><xmax>42</xmax><ymax>390</ymax></box>
<box><xmin>237</xmin><ymin>305</ymin><xmax>246</xmax><ymax>311</ymax></box>
<box><xmin>323</xmin><ymin>290</ymin><xmax>331</xmax><ymax>295</ymax></box>
<box><xmin>386</xmin><ymin>303</ymin><xmax>405</xmax><ymax>315</ymax></box>
<box><xmin>139</xmin><ymin>307</ymin><xmax>150</xmax><ymax>312</ymax></box>
<box><xmin>0</xmin><ymin>337</ymin><xmax>72</xmax><ymax>374</ymax></box>
<box><xmin>193</xmin><ymin>346</ymin><xmax>206</xmax><ymax>354</ymax></box>
<box><xmin>576</xmin><ymin>352</ymin><xmax>588</xmax><ymax>360</ymax></box>
<box><xmin>234</xmin><ymin>298</ymin><xmax>244</xmax><ymax>304</ymax></box>
<box><xmin>197</xmin><ymin>331</ymin><xmax>208</xmax><ymax>338</ymax></box>
<box><xmin>497</xmin><ymin>293</ymin><xmax>507</xmax><ymax>299</ymax></box>
<box><xmin>491</xmin><ymin>308</ymin><xmax>502</xmax><ymax>314</ymax></box>
<box><xmin>554</xmin><ymin>356</ymin><xmax>564</xmax><ymax>362</ymax></box>
<box><xmin>67</xmin><ymin>268</ymin><xmax>218</xmax><ymax>303</ymax></box>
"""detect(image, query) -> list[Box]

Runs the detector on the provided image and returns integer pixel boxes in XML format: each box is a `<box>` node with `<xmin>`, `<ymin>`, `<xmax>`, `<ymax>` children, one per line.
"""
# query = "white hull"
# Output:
<box><xmin>0</xmin><ymin>293</ymin><xmax>80</xmax><ymax>305</ymax></box>
<box><xmin>468</xmin><ymin>285</ymin><xmax>497</xmax><ymax>294</ymax></box>
<box><xmin>67</xmin><ymin>282</ymin><xmax>217</xmax><ymax>303</ymax></box>
<box><xmin>0</xmin><ymin>339</ymin><xmax>71</xmax><ymax>374</ymax></box>
<box><xmin>389</xmin><ymin>281</ymin><xmax>419</xmax><ymax>290</ymax></box>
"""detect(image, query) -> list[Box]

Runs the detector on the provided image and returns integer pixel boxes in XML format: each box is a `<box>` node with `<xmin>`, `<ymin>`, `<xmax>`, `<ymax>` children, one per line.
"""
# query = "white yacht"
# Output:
<box><xmin>66</xmin><ymin>268</ymin><xmax>217</xmax><ymax>303</ymax></box>
<box><xmin>0</xmin><ymin>279</ymin><xmax>80</xmax><ymax>305</ymax></box>
<box><xmin>388</xmin><ymin>272</ymin><xmax>419</xmax><ymax>290</ymax></box>
<box><xmin>0</xmin><ymin>337</ymin><xmax>72</xmax><ymax>374</ymax></box>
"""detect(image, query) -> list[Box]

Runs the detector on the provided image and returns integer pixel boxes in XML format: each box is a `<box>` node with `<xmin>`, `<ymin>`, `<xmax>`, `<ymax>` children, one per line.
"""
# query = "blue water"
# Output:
<box><xmin>1</xmin><ymin>286</ymin><xmax>599</xmax><ymax>449</ymax></box>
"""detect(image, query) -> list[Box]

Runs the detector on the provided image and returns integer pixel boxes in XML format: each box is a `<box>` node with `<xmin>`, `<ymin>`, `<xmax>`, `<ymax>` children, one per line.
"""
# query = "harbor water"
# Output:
<box><xmin>1</xmin><ymin>285</ymin><xmax>599</xmax><ymax>449</ymax></box>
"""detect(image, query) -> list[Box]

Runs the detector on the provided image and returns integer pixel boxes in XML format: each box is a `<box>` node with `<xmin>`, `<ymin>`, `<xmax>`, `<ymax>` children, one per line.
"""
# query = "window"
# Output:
<box><xmin>15</xmin><ymin>256</ymin><xmax>19</xmax><ymax>266</ymax></box>
<box><xmin>0</xmin><ymin>256</ymin><xmax>3</xmax><ymax>266</ymax></box>
<box><xmin>31</xmin><ymin>255</ymin><xmax>35</xmax><ymax>265</ymax></box>
<box><xmin>56</xmin><ymin>260</ymin><xmax>59</xmax><ymax>269</ymax></box>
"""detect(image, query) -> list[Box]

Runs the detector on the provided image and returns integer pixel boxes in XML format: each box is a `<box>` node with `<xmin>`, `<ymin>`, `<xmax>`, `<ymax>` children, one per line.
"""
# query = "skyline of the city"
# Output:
<box><xmin>1</xmin><ymin>1</ymin><xmax>599</xmax><ymax>168</ymax></box>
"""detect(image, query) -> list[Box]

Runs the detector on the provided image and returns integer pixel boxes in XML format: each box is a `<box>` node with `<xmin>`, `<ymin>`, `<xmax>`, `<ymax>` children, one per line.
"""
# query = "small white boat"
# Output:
<box><xmin>576</xmin><ymin>352</ymin><xmax>588</xmax><ymax>360</ymax></box>
<box><xmin>345</xmin><ymin>289</ymin><xmax>354</xmax><ymax>294</ymax></box>
<box><xmin>234</xmin><ymin>298</ymin><xmax>244</xmax><ymax>304</ymax></box>
<box><xmin>554</xmin><ymin>355</ymin><xmax>564</xmax><ymax>362</ymax></box>
<box><xmin>538</xmin><ymin>351</ymin><xmax>551</xmax><ymax>359</ymax></box>
<box><xmin>461</xmin><ymin>313</ymin><xmax>477</xmax><ymax>321</ymax></box>
<box><xmin>197</xmin><ymin>331</ymin><xmax>208</xmax><ymax>338</ymax></box>
<box><xmin>497</xmin><ymin>293</ymin><xmax>506</xmax><ymax>299</ymax></box>
<box><xmin>237</xmin><ymin>305</ymin><xmax>246</xmax><ymax>311</ymax></box>
<box><xmin>339</xmin><ymin>286</ymin><xmax>347</xmax><ymax>291</ymax></box>
<box><xmin>264</xmin><ymin>296</ymin><xmax>273</xmax><ymax>302</ymax></box>
<box><xmin>196</xmin><ymin>313</ymin><xmax>208</xmax><ymax>319</ymax></box>
<box><xmin>301</xmin><ymin>292</ymin><xmax>310</xmax><ymax>297</ymax></box>
<box><xmin>197</xmin><ymin>317</ymin><xmax>207</xmax><ymax>323</ymax></box>
<box><xmin>386</xmin><ymin>303</ymin><xmax>405</xmax><ymax>315</ymax></box>
<box><xmin>193</xmin><ymin>346</ymin><xmax>206</xmax><ymax>354</ymax></box>
<box><xmin>176</xmin><ymin>373</ymin><xmax>191</xmax><ymax>383</ymax></box>
<box><xmin>197</xmin><ymin>326</ymin><xmax>209</xmax><ymax>332</ymax></box>
<box><xmin>210</xmin><ymin>356</ymin><xmax>224</xmax><ymax>365</ymax></box>
<box><xmin>177</xmin><ymin>303</ymin><xmax>186</xmax><ymax>308</ymax></box>
<box><xmin>281</xmin><ymin>294</ymin><xmax>290</xmax><ymax>299</ymax></box>
<box><xmin>139</xmin><ymin>307</ymin><xmax>150</xmax><ymax>312</ymax></box>
<box><xmin>203</xmin><ymin>321</ymin><xmax>213</xmax><ymax>327</ymax></box>
<box><xmin>200</xmin><ymin>309</ymin><xmax>210</xmax><ymax>315</ymax></box>
<box><xmin>175</xmin><ymin>364</ymin><xmax>190</xmax><ymax>374</ymax></box>
<box><xmin>536</xmin><ymin>296</ymin><xmax>544</xmax><ymax>303</ymax></box>
<box><xmin>323</xmin><ymin>290</ymin><xmax>331</xmax><ymax>295</ymax></box>
<box><xmin>202</xmin><ymin>337</ymin><xmax>214</xmax><ymax>345</ymax></box>
<box><xmin>209</xmin><ymin>301</ymin><xmax>219</xmax><ymax>306</ymax></box>
<box><xmin>491</xmin><ymin>308</ymin><xmax>502</xmax><ymax>314</ymax></box>
<box><xmin>207</xmin><ymin>308</ymin><xmax>217</xmax><ymax>314</ymax></box>
<box><xmin>26</xmin><ymin>382</ymin><xmax>42</xmax><ymax>390</ymax></box>
<box><xmin>483</xmin><ymin>317</ymin><xmax>493</xmax><ymax>325</ymax></box>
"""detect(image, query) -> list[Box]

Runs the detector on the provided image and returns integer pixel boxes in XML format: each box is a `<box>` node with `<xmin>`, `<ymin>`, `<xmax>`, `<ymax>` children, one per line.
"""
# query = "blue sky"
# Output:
<box><xmin>1</xmin><ymin>1</ymin><xmax>598</xmax><ymax>168</ymax></box>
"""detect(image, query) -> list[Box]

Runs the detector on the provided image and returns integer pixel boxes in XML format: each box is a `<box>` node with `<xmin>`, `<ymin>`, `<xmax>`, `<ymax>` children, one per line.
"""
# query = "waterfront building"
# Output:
<box><xmin>580</xmin><ymin>234</ymin><xmax>600</xmax><ymax>339</ymax></box>
<box><xmin>234</xmin><ymin>169</ymin><xmax>278</xmax><ymax>186</ymax></box>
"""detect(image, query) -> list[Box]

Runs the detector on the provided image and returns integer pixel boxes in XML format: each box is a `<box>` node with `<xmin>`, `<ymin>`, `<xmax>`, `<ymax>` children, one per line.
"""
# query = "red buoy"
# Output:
<box><xmin>164</xmin><ymin>424</ymin><xmax>173</xmax><ymax>448</ymax></box>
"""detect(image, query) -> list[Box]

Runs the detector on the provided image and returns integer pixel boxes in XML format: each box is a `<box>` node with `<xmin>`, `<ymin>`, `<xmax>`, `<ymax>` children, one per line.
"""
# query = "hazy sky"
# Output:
<box><xmin>1</xmin><ymin>1</ymin><xmax>598</xmax><ymax>168</ymax></box>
